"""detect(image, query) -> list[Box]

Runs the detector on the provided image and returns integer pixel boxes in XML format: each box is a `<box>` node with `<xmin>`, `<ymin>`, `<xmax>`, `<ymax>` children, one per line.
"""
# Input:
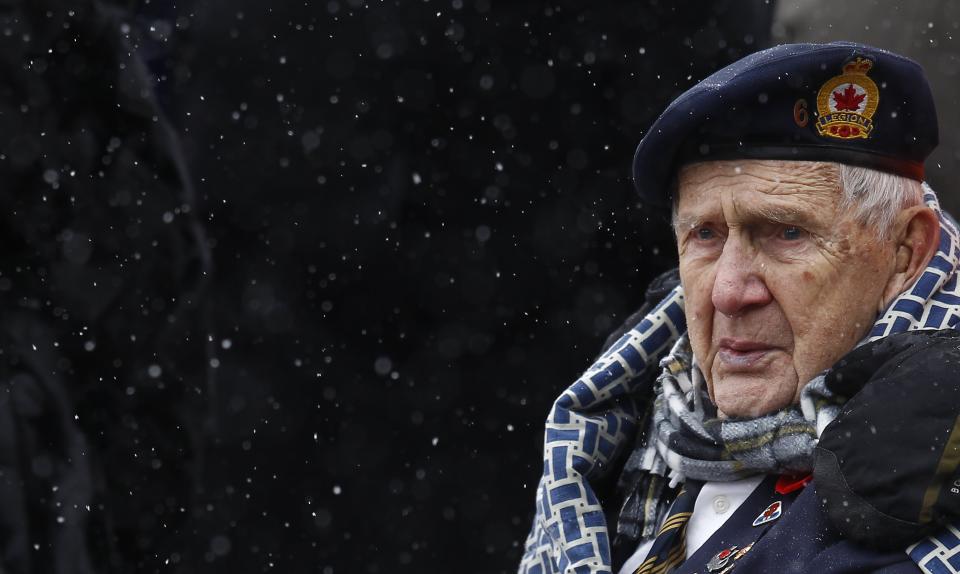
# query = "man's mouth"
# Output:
<box><xmin>715</xmin><ymin>338</ymin><xmax>777</xmax><ymax>369</ymax></box>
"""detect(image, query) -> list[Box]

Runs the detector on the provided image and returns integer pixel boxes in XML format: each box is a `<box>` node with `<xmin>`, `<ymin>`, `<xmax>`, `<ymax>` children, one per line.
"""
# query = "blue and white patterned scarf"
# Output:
<box><xmin>519</xmin><ymin>186</ymin><xmax>960</xmax><ymax>574</ymax></box>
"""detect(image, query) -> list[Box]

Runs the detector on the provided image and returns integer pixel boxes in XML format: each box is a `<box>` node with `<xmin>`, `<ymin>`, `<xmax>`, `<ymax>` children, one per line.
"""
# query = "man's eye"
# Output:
<box><xmin>695</xmin><ymin>227</ymin><xmax>715</xmax><ymax>240</ymax></box>
<box><xmin>781</xmin><ymin>226</ymin><xmax>805</xmax><ymax>240</ymax></box>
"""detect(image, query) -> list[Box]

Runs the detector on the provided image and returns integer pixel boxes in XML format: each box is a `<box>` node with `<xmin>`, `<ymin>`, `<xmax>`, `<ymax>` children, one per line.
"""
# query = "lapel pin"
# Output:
<box><xmin>706</xmin><ymin>543</ymin><xmax>754</xmax><ymax>573</ymax></box>
<box><xmin>752</xmin><ymin>501</ymin><xmax>782</xmax><ymax>527</ymax></box>
<box><xmin>706</xmin><ymin>546</ymin><xmax>739</xmax><ymax>572</ymax></box>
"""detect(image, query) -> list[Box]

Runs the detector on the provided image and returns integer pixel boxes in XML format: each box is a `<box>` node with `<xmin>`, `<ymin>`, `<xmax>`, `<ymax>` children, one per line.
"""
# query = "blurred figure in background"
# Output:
<box><xmin>0</xmin><ymin>1</ymin><xmax>210</xmax><ymax>571</ymax></box>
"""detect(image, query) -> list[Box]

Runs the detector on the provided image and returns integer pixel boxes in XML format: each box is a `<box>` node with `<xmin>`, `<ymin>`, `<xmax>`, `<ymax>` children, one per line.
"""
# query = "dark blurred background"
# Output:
<box><xmin>174</xmin><ymin>2</ymin><xmax>770</xmax><ymax>572</ymax></box>
<box><xmin>2</xmin><ymin>1</ymin><xmax>959</xmax><ymax>573</ymax></box>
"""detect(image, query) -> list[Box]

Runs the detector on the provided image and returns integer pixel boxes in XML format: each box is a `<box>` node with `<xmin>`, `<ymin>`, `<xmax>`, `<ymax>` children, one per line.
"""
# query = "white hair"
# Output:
<box><xmin>837</xmin><ymin>163</ymin><xmax>926</xmax><ymax>239</ymax></box>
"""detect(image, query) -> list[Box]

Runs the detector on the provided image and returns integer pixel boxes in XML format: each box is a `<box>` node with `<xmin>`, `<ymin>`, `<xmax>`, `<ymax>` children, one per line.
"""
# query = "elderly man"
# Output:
<box><xmin>520</xmin><ymin>42</ymin><xmax>960</xmax><ymax>574</ymax></box>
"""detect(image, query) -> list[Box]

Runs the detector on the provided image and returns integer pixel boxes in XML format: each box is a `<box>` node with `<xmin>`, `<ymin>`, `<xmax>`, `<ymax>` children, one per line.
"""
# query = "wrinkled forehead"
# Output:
<box><xmin>672</xmin><ymin>160</ymin><xmax>846</xmax><ymax>229</ymax></box>
<box><xmin>675</xmin><ymin>159</ymin><xmax>840</xmax><ymax>206</ymax></box>
<box><xmin>677</xmin><ymin>160</ymin><xmax>840</xmax><ymax>195</ymax></box>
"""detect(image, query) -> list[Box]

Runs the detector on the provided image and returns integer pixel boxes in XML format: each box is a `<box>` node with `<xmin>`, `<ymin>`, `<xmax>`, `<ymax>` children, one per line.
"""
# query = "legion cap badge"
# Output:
<box><xmin>816</xmin><ymin>57</ymin><xmax>879</xmax><ymax>139</ymax></box>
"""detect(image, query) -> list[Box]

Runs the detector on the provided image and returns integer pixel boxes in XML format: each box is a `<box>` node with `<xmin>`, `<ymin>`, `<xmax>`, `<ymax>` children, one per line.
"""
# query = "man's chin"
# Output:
<box><xmin>711</xmin><ymin>373</ymin><xmax>797</xmax><ymax>419</ymax></box>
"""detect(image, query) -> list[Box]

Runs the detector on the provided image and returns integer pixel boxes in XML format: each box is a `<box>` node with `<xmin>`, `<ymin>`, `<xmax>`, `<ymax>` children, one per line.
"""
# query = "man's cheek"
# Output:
<box><xmin>685</xmin><ymin>307</ymin><xmax>710</xmax><ymax>353</ymax></box>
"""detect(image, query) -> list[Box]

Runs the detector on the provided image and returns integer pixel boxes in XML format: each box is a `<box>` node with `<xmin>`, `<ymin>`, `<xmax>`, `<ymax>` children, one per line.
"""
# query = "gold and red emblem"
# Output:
<box><xmin>815</xmin><ymin>57</ymin><xmax>879</xmax><ymax>139</ymax></box>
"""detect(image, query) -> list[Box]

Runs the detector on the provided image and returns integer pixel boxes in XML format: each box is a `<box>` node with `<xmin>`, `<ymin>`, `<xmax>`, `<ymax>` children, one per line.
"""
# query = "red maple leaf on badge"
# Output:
<box><xmin>833</xmin><ymin>84</ymin><xmax>865</xmax><ymax>111</ymax></box>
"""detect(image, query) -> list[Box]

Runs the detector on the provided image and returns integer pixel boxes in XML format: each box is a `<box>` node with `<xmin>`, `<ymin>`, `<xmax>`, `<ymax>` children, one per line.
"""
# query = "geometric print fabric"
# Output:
<box><xmin>520</xmin><ymin>187</ymin><xmax>960</xmax><ymax>574</ymax></box>
<box><xmin>519</xmin><ymin>288</ymin><xmax>685</xmax><ymax>574</ymax></box>
<box><xmin>909</xmin><ymin>523</ymin><xmax>960</xmax><ymax>574</ymax></box>
<box><xmin>869</xmin><ymin>187</ymin><xmax>960</xmax><ymax>340</ymax></box>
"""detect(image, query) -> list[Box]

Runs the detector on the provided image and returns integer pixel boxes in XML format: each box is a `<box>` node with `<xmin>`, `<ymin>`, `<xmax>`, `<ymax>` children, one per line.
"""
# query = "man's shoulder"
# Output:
<box><xmin>816</xmin><ymin>328</ymin><xmax>960</xmax><ymax>549</ymax></box>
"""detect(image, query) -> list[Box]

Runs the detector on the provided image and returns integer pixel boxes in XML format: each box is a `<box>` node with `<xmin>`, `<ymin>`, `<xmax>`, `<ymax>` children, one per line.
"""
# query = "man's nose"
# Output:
<box><xmin>711</xmin><ymin>240</ymin><xmax>772</xmax><ymax>317</ymax></box>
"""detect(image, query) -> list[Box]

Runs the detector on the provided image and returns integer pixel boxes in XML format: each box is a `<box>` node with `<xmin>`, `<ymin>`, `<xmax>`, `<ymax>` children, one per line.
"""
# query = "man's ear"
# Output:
<box><xmin>880</xmin><ymin>205</ymin><xmax>940</xmax><ymax>312</ymax></box>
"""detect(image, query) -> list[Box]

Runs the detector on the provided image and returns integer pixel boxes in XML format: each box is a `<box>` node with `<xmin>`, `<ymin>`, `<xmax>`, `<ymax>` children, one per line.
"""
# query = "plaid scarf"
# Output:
<box><xmin>519</xmin><ymin>186</ymin><xmax>960</xmax><ymax>574</ymax></box>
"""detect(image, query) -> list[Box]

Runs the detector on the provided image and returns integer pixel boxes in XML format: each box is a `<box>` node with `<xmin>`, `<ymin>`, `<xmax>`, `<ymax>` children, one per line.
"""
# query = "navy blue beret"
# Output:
<box><xmin>632</xmin><ymin>42</ymin><xmax>939</xmax><ymax>210</ymax></box>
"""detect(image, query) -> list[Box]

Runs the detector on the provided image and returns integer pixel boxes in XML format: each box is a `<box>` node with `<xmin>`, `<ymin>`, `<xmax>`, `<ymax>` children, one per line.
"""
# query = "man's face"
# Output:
<box><xmin>675</xmin><ymin>160</ymin><xmax>898</xmax><ymax>418</ymax></box>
